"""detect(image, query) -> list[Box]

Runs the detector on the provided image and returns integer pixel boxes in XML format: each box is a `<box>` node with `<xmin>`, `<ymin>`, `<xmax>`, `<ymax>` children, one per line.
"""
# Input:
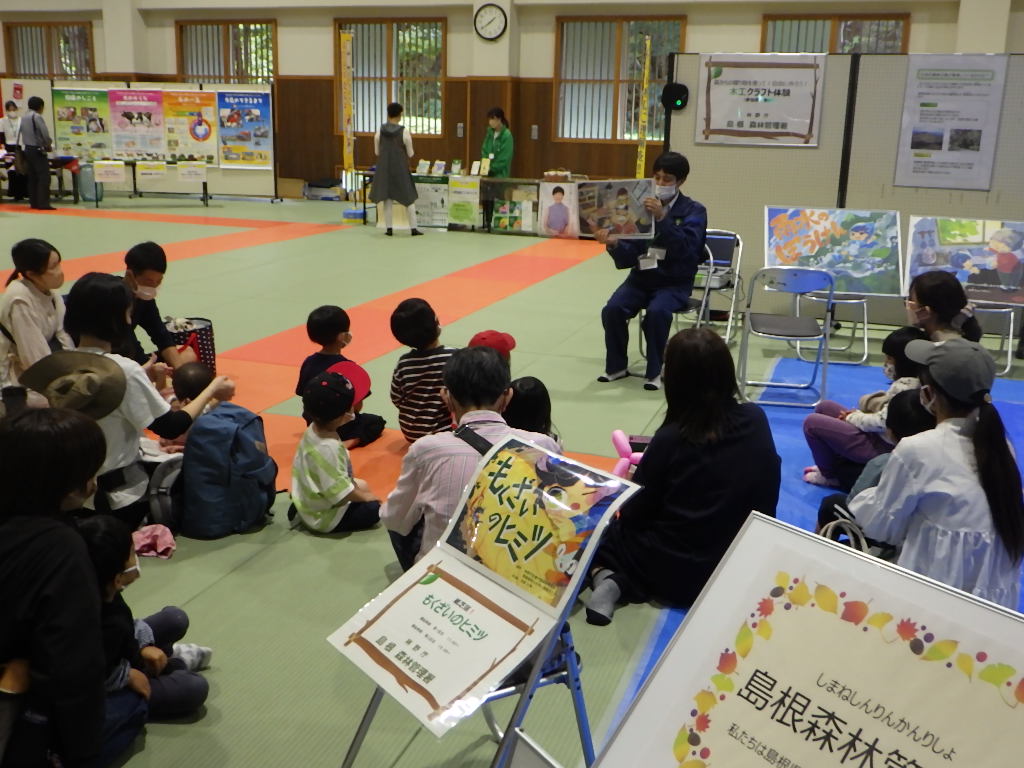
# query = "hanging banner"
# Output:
<box><xmin>413</xmin><ymin>176</ymin><xmax>449</xmax><ymax>227</ymax></box>
<box><xmin>907</xmin><ymin>216</ymin><xmax>1024</xmax><ymax>303</ymax></box>
<box><xmin>217</xmin><ymin>91</ymin><xmax>273</xmax><ymax>169</ymax></box>
<box><xmin>52</xmin><ymin>89</ymin><xmax>111</xmax><ymax>161</ymax></box>
<box><xmin>447</xmin><ymin>175</ymin><xmax>481</xmax><ymax>228</ymax></box>
<box><xmin>339</xmin><ymin>31</ymin><xmax>356</xmax><ymax>172</ymax></box>
<box><xmin>94</xmin><ymin>161</ymin><xmax>126</xmax><ymax>183</ymax></box>
<box><xmin>635</xmin><ymin>35</ymin><xmax>651</xmax><ymax>179</ymax></box>
<box><xmin>177</xmin><ymin>161</ymin><xmax>207</xmax><ymax>183</ymax></box>
<box><xmin>109</xmin><ymin>89</ymin><xmax>166</xmax><ymax>161</ymax></box>
<box><xmin>765</xmin><ymin>206</ymin><xmax>903</xmax><ymax>296</ymax></box>
<box><xmin>163</xmin><ymin>91</ymin><xmax>218</xmax><ymax>165</ymax></box>
<box><xmin>137</xmin><ymin>161</ymin><xmax>166</xmax><ymax>179</ymax></box>
<box><xmin>894</xmin><ymin>54</ymin><xmax>1008</xmax><ymax>191</ymax></box>
<box><xmin>328</xmin><ymin>437</ymin><xmax>637</xmax><ymax>736</ymax></box>
<box><xmin>595</xmin><ymin>514</ymin><xmax>1024</xmax><ymax>768</ymax></box>
<box><xmin>696</xmin><ymin>54</ymin><xmax>825</xmax><ymax>147</ymax></box>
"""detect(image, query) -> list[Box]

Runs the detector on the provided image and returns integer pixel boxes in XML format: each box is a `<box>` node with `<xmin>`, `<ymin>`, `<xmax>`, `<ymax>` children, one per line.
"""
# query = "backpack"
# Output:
<box><xmin>145</xmin><ymin>452</ymin><xmax>184</xmax><ymax>531</ymax></box>
<box><xmin>180</xmin><ymin>403</ymin><xmax>279</xmax><ymax>538</ymax></box>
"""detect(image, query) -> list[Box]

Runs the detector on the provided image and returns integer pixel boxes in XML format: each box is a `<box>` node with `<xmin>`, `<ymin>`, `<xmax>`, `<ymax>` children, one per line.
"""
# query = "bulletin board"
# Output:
<box><xmin>669</xmin><ymin>53</ymin><xmax>1024</xmax><ymax>323</ymax></box>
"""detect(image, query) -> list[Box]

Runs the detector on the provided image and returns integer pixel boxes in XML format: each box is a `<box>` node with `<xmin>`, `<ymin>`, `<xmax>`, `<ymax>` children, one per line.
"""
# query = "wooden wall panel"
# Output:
<box><xmin>275</xmin><ymin>77</ymin><xmax>341</xmax><ymax>181</ymax></box>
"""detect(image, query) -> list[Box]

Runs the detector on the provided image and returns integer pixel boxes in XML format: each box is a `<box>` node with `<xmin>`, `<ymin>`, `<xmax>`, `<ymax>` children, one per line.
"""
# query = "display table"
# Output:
<box><xmin>0</xmin><ymin>154</ymin><xmax>80</xmax><ymax>203</ymax></box>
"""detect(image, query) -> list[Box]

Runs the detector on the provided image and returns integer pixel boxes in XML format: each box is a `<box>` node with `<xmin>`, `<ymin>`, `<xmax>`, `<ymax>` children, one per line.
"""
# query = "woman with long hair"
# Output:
<box><xmin>849</xmin><ymin>338</ymin><xmax>1023</xmax><ymax>609</ymax></box>
<box><xmin>586</xmin><ymin>327</ymin><xmax>781</xmax><ymax>625</ymax></box>
<box><xmin>906</xmin><ymin>270</ymin><xmax>983</xmax><ymax>342</ymax></box>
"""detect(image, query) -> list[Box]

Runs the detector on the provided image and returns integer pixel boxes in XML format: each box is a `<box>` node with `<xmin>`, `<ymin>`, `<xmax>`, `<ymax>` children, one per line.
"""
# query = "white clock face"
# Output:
<box><xmin>474</xmin><ymin>3</ymin><xmax>508</xmax><ymax>41</ymax></box>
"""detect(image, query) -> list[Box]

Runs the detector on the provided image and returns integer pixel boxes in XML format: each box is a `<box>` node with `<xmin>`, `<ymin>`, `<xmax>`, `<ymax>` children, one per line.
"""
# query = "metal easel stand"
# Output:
<box><xmin>339</xmin><ymin>621</ymin><xmax>594</xmax><ymax>768</ymax></box>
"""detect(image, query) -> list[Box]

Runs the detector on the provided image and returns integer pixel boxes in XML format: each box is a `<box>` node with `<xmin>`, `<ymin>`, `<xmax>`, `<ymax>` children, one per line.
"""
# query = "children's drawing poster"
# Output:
<box><xmin>577</xmin><ymin>179</ymin><xmax>655</xmax><ymax>240</ymax></box>
<box><xmin>108</xmin><ymin>89</ymin><xmax>166</xmax><ymax>161</ymax></box>
<box><xmin>765</xmin><ymin>207</ymin><xmax>902</xmax><ymax>296</ymax></box>
<box><xmin>894</xmin><ymin>54</ymin><xmax>1008</xmax><ymax>191</ymax></box>
<box><xmin>594</xmin><ymin>514</ymin><xmax>1024</xmax><ymax>768</ymax></box>
<box><xmin>52</xmin><ymin>89</ymin><xmax>111</xmax><ymax>161</ymax></box>
<box><xmin>538</xmin><ymin>182</ymin><xmax>580</xmax><ymax>239</ymax></box>
<box><xmin>217</xmin><ymin>91</ymin><xmax>273</xmax><ymax>169</ymax></box>
<box><xmin>163</xmin><ymin>91</ymin><xmax>218</xmax><ymax>165</ymax></box>
<box><xmin>908</xmin><ymin>216</ymin><xmax>1024</xmax><ymax>304</ymax></box>
<box><xmin>444</xmin><ymin>437</ymin><xmax>636</xmax><ymax>612</ymax></box>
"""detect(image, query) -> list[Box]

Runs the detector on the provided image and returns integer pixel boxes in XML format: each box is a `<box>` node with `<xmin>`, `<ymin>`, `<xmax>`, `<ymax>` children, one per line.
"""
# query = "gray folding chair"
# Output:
<box><xmin>737</xmin><ymin>267</ymin><xmax>835</xmax><ymax>407</ymax></box>
<box><xmin>974</xmin><ymin>305</ymin><xmax>1018</xmax><ymax>376</ymax></box>
<box><xmin>793</xmin><ymin>291</ymin><xmax>869</xmax><ymax>365</ymax></box>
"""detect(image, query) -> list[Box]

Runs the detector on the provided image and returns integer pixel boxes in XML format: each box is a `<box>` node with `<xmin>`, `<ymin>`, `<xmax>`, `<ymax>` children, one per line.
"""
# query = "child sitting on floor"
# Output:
<box><xmin>77</xmin><ymin>515</ymin><xmax>212</xmax><ymax>721</ymax></box>
<box><xmin>296</xmin><ymin>305</ymin><xmax>385</xmax><ymax>447</ymax></box>
<box><xmin>802</xmin><ymin>326</ymin><xmax>926</xmax><ymax>489</ymax></box>
<box><xmin>468</xmin><ymin>330</ymin><xmax>516</xmax><ymax>367</ymax></box>
<box><xmin>503</xmin><ymin>376</ymin><xmax>561</xmax><ymax>446</ymax></box>
<box><xmin>158</xmin><ymin>362</ymin><xmax>234</xmax><ymax>452</ymax></box>
<box><xmin>389</xmin><ymin>298</ymin><xmax>456</xmax><ymax>442</ymax></box>
<box><xmin>290</xmin><ymin>370</ymin><xmax>381</xmax><ymax>534</ymax></box>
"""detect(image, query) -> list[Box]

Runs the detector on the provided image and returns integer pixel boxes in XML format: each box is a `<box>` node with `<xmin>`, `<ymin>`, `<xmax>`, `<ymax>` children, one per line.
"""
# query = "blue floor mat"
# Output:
<box><xmin>758</xmin><ymin>357</ymin><xmax>1024</xmax><ymax>611</ymax></box>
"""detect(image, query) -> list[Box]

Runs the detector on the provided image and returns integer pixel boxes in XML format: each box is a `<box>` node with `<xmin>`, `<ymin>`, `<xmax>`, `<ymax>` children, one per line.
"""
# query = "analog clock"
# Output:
<box><xmin>474</xmin><ymin>3</ymin><xmax>508</xmax><ymax>41</ymax></box>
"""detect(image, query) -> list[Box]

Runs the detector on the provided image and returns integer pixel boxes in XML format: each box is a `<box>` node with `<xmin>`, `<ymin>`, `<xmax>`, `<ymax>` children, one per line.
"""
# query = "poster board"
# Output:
<box><xmin>538</xmin><ymin>182</ymin><xmax>580</xmax><ymax>239</ymax></box>
<box><xmin>328</xmin><ymin>437</ymin><xmax>637</xmax><ymax>736</ymax></box>
<box><xmin>696</xmin><ymin>54</ymin><xmax>826</xmax><ymax>147</ymax></box>
<box><xmin>109</xmin><ymin>89</ymin><xmax>166</xmax><ymax>160</ymax></box>
<box><xmin>765</xmin><ymin>206</ymin><xmax>903</xmax><ymax>296</ymax></box>
<box><xmin>217</xmin><ymin>91</ymin><xmax>273</xmax><ymax>169</ymax></box>
<box><xmin>163</xmin><ymin>91</ymin><xmax>218</xmax><ymax>164</ymax></box>
<box><xmin>595</xmin><ymin>514</ymin><xmax>1024</xmax><ymax>767</ymax></box>
<box><xmin>414</xmin><ymin>176</ymin><xmax>449</xmax><ymax>228</ymax></box>
<box><xmin>52</xmin><ymin>89</ymin><xmax>111</xmax><ymax>161</ymax></box>
<box><xmin>447</xmin><ymin>175</ymin><xmax>481</xmax><ymax>228</ymax></box>
<box><xmin>907</xmin><ymin>216</ymin><xmax>1024</xmax><ymax>304</ymax></box>
<box><xmin>0</xmin><ymin>78</ymin><xmax>54</xmax><ymax>140</ymax></box>
<box><xmin>894</xmin><ymin>54</ymin><xmax>1008</xmax><ymax>191</ymax></box>
<box><xmin>577</xmin><ymin>179</ymin><xmax>654</xmax><ymax>240</ymax></box>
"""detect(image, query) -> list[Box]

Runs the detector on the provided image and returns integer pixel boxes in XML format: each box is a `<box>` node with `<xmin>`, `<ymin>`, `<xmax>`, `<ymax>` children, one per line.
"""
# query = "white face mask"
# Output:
<box><xmin>5</xmin><ymin>112</ymin><xmax>15</xmax><ymax>119</ymax></box>
<box><xmin>654</xmin><ymin>183</ymin><xmax>678</xmax><ymax>201</ymax></box>
<box><xmin>919</xmin><ymin>385</ymin><xmax>935</xmax><ymax>415</ymax></box>
<box><xmin>882</xmin><ymin>361</ymin><xmax>896</xmax><ymax>381</ymax></box>
<box><xmin>134</xmin><ymin>285</ymin><xmax>158</xmax><ymax>301</ymax></box>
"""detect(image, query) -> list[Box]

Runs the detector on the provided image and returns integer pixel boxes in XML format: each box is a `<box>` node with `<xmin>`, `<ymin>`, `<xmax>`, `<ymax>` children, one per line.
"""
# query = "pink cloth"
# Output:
<box><xmin>132</xmin><ymin>524</ymin><xmax>176</xmax><ymax>559</ymax></box>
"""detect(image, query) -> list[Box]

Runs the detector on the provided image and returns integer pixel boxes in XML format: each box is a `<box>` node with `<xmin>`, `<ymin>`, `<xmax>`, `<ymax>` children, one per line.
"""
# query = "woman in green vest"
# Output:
<box><xmin>481</xmin><ymin>107</ymin><xmax>513</xmax><ymax>178</ymax></box>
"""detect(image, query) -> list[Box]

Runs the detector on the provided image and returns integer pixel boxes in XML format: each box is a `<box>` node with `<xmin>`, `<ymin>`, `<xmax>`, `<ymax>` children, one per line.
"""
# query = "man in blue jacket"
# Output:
<box><xmin>596</xmin><ymin>152</ymin><xmax>707</xmax><ymax>390</ymax></box>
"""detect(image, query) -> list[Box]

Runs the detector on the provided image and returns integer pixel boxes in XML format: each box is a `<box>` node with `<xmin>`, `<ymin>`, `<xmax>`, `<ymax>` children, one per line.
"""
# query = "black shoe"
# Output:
<box><xmin>385</xmin><ymin>228</ymin><xmax>393</xmax><ymax>236</ymax></box>
<box><xmin>411</xmin><ymin>228</ymin><xmax>424</xmax><ymax>236</ymax></box>
<box><xmin>34</xmin><ymin>206</ymin><xmax>57</xmax><ymax>211</ymax></box>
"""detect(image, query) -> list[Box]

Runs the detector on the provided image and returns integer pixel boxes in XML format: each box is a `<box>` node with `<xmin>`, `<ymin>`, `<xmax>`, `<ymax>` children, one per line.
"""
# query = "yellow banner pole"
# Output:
<box><xmin>635</xmin><ymin>35</ymin><xmax>652</xmax><ymax>179</ymax></box>
<box><xmin>340</xmin><ymin>31</ymin><xmax>355</xmax><ymax>173</ymax></box>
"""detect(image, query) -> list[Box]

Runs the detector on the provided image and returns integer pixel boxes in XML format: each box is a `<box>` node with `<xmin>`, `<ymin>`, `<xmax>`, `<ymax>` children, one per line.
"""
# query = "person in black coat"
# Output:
<box><xmin>0</xmin><ymin>408</ymin><xmax>146</xmax><ymax>767</ymax></box>
<box><xmin>586</xmin><ymin>327</ymin><xmax>781</xmax><ymax>625</ymax></box>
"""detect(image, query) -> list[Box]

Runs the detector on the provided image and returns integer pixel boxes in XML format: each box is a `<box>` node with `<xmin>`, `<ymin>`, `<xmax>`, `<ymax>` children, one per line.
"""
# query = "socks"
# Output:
<box><xmin>585</xmin><ymin>569</ymin><xmax>621</xmax><ymax>626</ymax></box>
<box><xmin>803</xmin><ymin>467</ymin><xmax>840</xmax><ymax>488</ymax></box>
<box><xmin>597</xmin><ymin>370</ymin><xmax>629</xmax><ymax>383</ymax></box>
<box><xmin>172</xmin><ymin>643</ymin><xmax>213</xmax><ymax>672</ymax></box>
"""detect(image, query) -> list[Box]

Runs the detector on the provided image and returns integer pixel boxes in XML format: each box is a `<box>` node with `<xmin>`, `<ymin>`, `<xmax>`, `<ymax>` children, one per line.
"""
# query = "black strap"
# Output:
<box><xmin>0</xmin><ymin>322</ymin><xmax>13</xmax><ymax>344</ymax></box>
<box><xmin>453</xmin><ymin>424</ymin><xmax>494</xmax><ymax>456</ymax></box>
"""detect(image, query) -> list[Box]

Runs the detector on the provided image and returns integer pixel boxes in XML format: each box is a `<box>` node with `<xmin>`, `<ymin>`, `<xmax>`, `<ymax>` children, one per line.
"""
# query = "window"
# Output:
<box><xmin>762</xmin><ymin>15</ymin><xmax>909</xmax><ymax>54</ymax></box>
<box><xmin>177</xmin><ymin>21</ymin><xmax>276</xmax><ymax>84</ymax></box>
<box><xmin>338</xmin><ymin>20</ymin><xmax>444</xmax><ymax>136</ymax></box>
<box><xmin>4</xmin><ymin>22</ymin><xmax>94</xmax><ymax>79</ymax></box>
<box><xmin>556</xmin><ymin>17</ymin><xmax>685</xmax><ymax>141</ymax></box>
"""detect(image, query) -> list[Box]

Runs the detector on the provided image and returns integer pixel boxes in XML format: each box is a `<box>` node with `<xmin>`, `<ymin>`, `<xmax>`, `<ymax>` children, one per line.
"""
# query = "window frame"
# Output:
<box><xmin>553</xmin><ymin>15</ymin><xmax>686</xmax><ymax>145</ymax></box>
<box><xmin>760</xmin><ymin>14</ymin><xmax>911</xmax><ymax>54</ymax></box>
<box><xmin>175</xmin><ymin>19</ymin><xmax>279</xmax><ymax>84</ymax></box>
<box><xmin>333</xmin><ymin>17</ymin><xmax>447</xmax><ymax>138</ymax></box>
<box><xmin>4</xmin><ymin>20</ymin><xmax>95</xmax><ymax>80</ymax></box>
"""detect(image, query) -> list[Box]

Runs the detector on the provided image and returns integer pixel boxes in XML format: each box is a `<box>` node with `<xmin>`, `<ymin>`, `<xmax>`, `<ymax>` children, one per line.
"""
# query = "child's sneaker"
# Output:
<box><xmin>172</xmin><ymin>643</ymin><xmax>213</xmax><ymax>671</ymax></box>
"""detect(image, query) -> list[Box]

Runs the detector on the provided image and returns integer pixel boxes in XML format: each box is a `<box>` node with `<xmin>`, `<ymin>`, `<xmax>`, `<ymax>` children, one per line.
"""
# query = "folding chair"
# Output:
<box><xmin>793</xmin><ymin>291</ymin><xmax>869</xmax><ymax>365</ymax></box>
<box><xmin>974</xmin><ymin>305</ymin><xmax>1018</xmax><ymax>376</ymax></box>
<box><xmin>737</xmin><ymin>267</ymin><xmax>835</xmax><ymax>408</ymax></box>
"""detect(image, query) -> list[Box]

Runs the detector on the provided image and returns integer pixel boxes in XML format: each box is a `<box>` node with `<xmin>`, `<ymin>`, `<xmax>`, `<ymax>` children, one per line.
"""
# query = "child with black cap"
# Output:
<box><xmin>289</xmin><ymin>369</ymin><xmax>380</xmax><ymax>534</ymax></box>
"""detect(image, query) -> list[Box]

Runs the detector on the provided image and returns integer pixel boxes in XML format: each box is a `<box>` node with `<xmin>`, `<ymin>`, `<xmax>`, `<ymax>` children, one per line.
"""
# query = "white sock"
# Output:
<box><xmin>172</xmin><ymin>642</ymin><xmax>213</xmax><ymax>672</ymax></box>
<box><xmin>407</xmin><ymin>203</ymin><xmax>418</xmax><ymax>230</ymax></box>
<box><xmin>383</xmin><ymin>200</ymin><xmax>393</xmax><ymax>228</ymax></box>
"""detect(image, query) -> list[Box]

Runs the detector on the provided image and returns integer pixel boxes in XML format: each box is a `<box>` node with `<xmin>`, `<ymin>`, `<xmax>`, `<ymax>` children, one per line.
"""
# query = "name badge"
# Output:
<box><xmin>638</xmin><ymin>251</ymin><xmax>658</xmax><ymax>270</ymax></box>
<box><xmin>647</xmin><ymin>247</ymin><xmax>667</xmax><ymax>261</ymax></box>
<box><xmin>488</xmin><ymin>153</ymin><xmax>495</xmax><ymax>159</ymax></box>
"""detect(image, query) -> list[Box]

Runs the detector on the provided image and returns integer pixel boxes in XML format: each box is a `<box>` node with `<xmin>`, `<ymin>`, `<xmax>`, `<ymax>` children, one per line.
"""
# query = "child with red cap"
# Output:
<box><xmin>289</xmin><ymin>366</ymin><xmax>380</xmax><ymax>534</ymax></box>
<box><xmin>468</xmin><ymin>329</ymin><xmax>516</xmax><ymax>364</ymax></box>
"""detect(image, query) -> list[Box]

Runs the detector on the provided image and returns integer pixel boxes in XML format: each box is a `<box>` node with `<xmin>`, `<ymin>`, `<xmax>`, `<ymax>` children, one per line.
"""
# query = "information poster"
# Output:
<box><xmin>109</xmin><ymin>90</ymin><xmax>166</xmax><ymax>160</ymax></box>
<box><xmin>137</xmin><ymin>161</ymin><xmax>166</xmax><ymax>179</ymax></box>
<box><xmin>413</xmin><ymin>176</ymin><xmax>449</xmax><ymax>228</ymax></box>
<box><xmin>697</xmin><ymin>54</ymin><xmax>825</xmax><ymax>146</ymax></box>
<box><xmin>577</xmin><ymin>179</ymin><xmax>654</xmax><ymax>240</ymax></box>
<box><xmin>538</xmin><ymin>182</ymin><xmax>580</xmax><ymax>239</ymax></box>
<box><xmin>52</xmin><ymin>89</ymin><xmax>111</xmax><ymax>161</ymax></box>
<box><xmin>177</xmin><ymin>161</ymin><xmax>207</xmax><ymax>183</ymax></box>
<box><xmin>217</xmin><ymin>91</ymin><xmax>273</xmax><ymax>169</ymax></box>
<box><xmin>447</xmin><ymin>175</ymin><xmax>481</xmax><ymax>228</ymax></box>
<box><xmin>491</xmin><ymin>200</ymin><xmax>535</xmax><ymax>234</ymax></box>
<box><xmin>907</xmin><ymin>216</ymin><xmax>1024</xmax><ymax>303</ymax></box>
<box><xmin>595</xmin><ymin>514</ymin><xmax>1024</xmax><ymax>768</ymax></box>
<box><xmin>163</xmin><ymin>91</ymin><xmax>218</xmax><ymax>165</ymax></box>
<box><xmin>765</xmin><ymin>207</ymin><xmax>902</xmax><ymax>296</ymax></box>
<box><xmin>894</xmin><ymin>54</ymin><xmax>1008</xmax><ymax>191</ymax></box>
<box><xmin>94</xmin><ymin>161</ymin><xmax>126</xmax><ymax>183</ymax></box>
<box><xmin>329</xmin><ymin>437</ymin><xmax>637</xmax><ymax>736</ymax></box>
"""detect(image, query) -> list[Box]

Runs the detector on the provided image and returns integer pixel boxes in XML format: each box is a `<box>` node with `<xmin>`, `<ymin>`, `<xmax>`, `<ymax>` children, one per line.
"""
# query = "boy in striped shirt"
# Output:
<box><xmin>389</xmin><ymin>298</ymin><xmax>456</xmax><ymax>442</ymax></box>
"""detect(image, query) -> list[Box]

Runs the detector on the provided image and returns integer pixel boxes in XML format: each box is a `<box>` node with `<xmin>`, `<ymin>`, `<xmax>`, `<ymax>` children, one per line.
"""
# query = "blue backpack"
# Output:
<box><xmin>180</xmin><ymin>403</ymin><xmax>279</xmax><ymax>538</ymax></box>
